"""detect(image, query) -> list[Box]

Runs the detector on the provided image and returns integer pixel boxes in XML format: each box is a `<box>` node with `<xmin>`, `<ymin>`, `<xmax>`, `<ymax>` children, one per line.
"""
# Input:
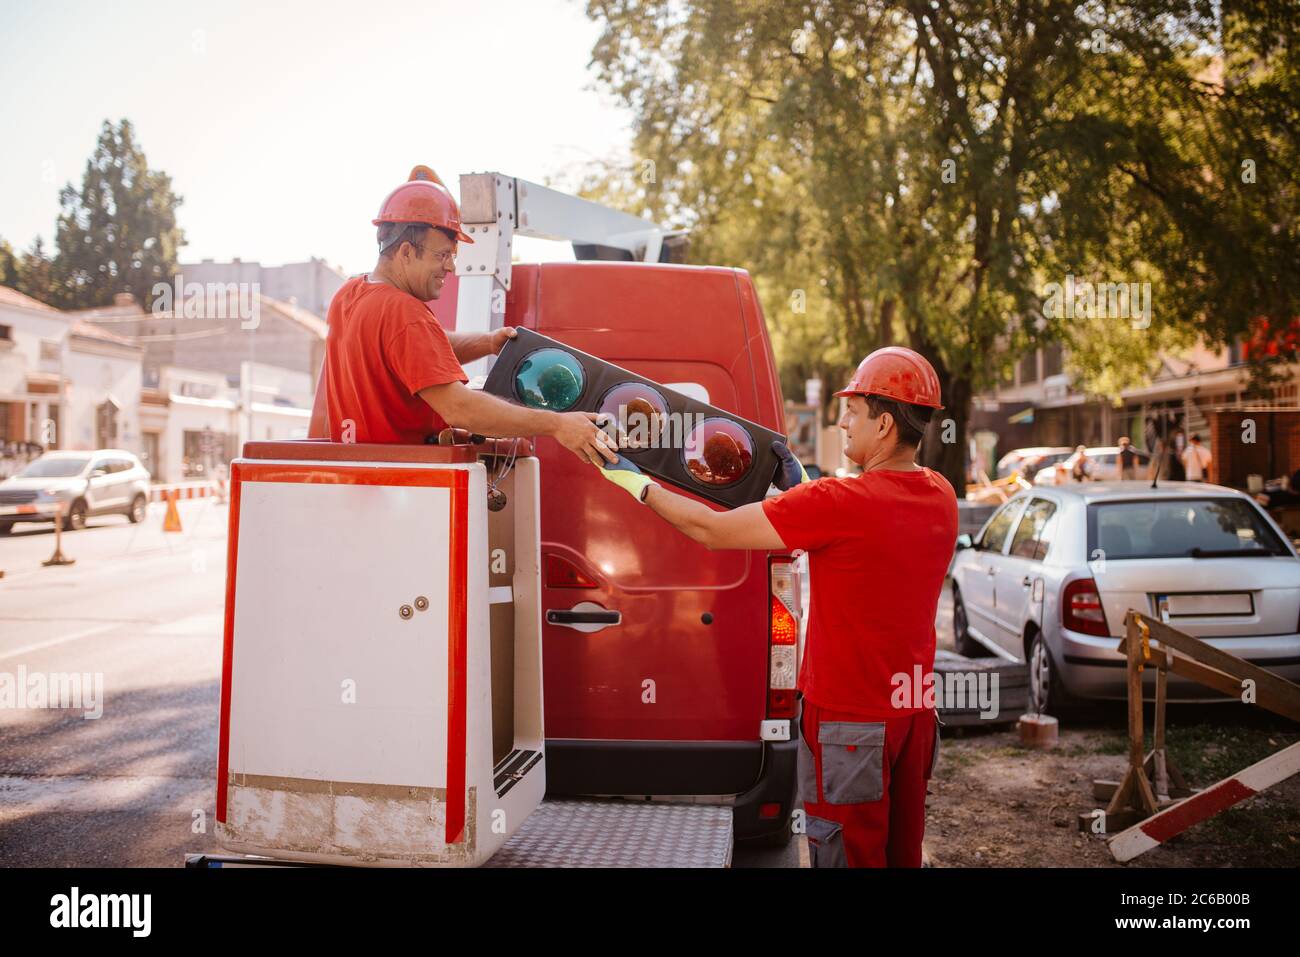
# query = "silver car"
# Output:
<box><xmin>0</xmin><ymin>450</ymin><xmax>151</xmax><ymax>534</ymax></box>
<box><xmin>950</xmin><ymin>482</ymin><xmax>1300</xmax><ymax>712</ymax></box>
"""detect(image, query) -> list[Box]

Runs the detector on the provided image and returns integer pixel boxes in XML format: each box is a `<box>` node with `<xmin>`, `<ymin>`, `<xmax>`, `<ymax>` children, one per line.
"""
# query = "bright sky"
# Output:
<box><xmin>0</xmin><ymin>0</ymin><xmax>633</xmax><ymax>276</ymax></box>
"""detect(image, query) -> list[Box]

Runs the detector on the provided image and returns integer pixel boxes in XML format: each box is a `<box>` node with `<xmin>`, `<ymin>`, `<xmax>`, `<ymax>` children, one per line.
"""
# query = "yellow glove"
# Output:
<box><xmin>597</xmin><ymin>454</ymin><xmax>660</xmax><ymax>503</ymax></box>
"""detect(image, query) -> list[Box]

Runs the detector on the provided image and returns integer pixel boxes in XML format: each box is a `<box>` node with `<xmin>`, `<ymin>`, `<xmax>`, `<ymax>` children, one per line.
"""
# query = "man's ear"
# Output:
<box><xmin>878</xmin><ymin>410</ymin><xmax>895</xmax><ymax>441</ymax></box>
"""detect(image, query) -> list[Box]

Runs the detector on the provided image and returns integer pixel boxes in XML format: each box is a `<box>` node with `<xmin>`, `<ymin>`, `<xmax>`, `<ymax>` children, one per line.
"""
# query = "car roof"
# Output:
<box><xmin>1005</xmin><ymin>446</ymin><xmax>1072</xmax><ymax>456</ymax></box>
<box><xmin>1025</xmin><ymin>481</ymin><xmax>1248</xmax><ymax>503</ymax></box>
<box><xmin>36</xmin><ymin>449</ymin><xmax>136</xmax><ymax>460</ymax></box>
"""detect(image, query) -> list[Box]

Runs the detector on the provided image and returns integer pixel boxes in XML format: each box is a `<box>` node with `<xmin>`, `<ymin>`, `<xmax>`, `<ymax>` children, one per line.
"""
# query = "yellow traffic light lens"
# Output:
<box><xmin>514</xmin><ymin>349</ymin><xmax>585</xmax><ymax>411</ymax></box>
<box><xmin>683</xmin><ymin>418</ymin><xmax>754</xmax><ymax>487</ymax></box>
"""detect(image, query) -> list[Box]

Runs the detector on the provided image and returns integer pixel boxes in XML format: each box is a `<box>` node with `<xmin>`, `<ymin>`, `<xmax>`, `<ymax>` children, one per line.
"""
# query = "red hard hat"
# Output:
<box><xmin>834</xmin><ymin>346</ymin><xmax>943</xmax><ymax>409</ymax></box>
<box><xmin>373</xmin><ymin>165</ymin><xmax>474</xmax><ymax>244</ymax></box>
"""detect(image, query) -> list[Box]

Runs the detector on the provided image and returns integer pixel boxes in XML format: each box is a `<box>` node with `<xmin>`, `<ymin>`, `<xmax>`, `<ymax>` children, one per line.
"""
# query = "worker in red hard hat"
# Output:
<box><xmin>313</xmin><ymin>165</ymin><xmax>618</xmax><ymax>465</ymax></box>
<box><xmin>592</xmin><ymin>345</ymin><xmax>958</xmax><ymax>866</ymax></box>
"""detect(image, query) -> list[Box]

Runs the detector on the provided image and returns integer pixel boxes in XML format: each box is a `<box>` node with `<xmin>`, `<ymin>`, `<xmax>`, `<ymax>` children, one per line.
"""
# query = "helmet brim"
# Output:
<box><xmin>371</xmin><ymin>218</ymin><xmax>475</xmax><ymax>244</ymax></box>
<box><xmin>833</xmin><ymin>387</ymin><xmax>944</xmax><ymax>411</ymax></box>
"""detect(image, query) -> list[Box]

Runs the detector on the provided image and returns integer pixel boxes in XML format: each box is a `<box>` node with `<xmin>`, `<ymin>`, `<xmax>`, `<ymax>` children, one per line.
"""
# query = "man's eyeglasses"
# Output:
<box><xmin>412</xmin><ymin>244</ymin><xmax>455</xmax><ymax>267</ymax></box>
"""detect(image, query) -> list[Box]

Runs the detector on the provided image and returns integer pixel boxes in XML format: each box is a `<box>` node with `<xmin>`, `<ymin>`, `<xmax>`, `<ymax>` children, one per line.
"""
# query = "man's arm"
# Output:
<box><xmin>446</xmin><ymin>327</ymin><xmax>515</xmax><ymax>365</ymax></box>
<box><xmin>446</xmin><ymin>331</ymin><xmax>494</xmax><ymax>365</ymax></box>
<box><xmin>418</xmin><ymin>380</ymin><xmax>617</xmax><ymax>466</ymax></box>
<box><xmin>641</xmin><ymin>485</ymin><xmax>786</xmax><ymax>551</ymax></box>
<box><xmin>308</xmin><ymin>358</ymin><xmax>330</xmax><ymax>438</ymax></box>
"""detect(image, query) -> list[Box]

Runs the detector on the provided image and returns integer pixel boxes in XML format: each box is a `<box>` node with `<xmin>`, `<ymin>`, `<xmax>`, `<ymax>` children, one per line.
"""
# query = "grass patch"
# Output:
<box><xmin>1165</xmin><ymin>723</ymin><xmax>1299</xmax><ymax>785</ymax></box>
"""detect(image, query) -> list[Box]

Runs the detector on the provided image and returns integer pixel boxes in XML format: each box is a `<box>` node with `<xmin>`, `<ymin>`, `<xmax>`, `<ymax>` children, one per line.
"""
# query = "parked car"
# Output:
<box><xmin>0</xmin><ymin>450</ymin><xmax>150</xmax><ymax>534</ymax></box>
<box><xmin>1033</xmin><ymin>446</ymin><xmax>1151</xmax><ymax>484</ymax></box>
<box><xmin>996</xmin><ymin>446</ymin><xmax>1073</xmax><ymax>480</ymax></box>
<box><xmin>950</xmin><ymin>482</ymin><xmax>1300</xmax><ymax>713</ymax></box>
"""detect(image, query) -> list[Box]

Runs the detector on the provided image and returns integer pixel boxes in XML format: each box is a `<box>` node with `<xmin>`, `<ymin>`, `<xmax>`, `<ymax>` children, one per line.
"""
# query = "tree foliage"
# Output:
<box><xmin>584</xmin><ymin>0</ymin><xmax>1299</xmax><ymax>488</ymax></box>
<box><xmin>49</xmin><ymin>119</ymin><xmax>185</xmax><ymax>310</ymax></box>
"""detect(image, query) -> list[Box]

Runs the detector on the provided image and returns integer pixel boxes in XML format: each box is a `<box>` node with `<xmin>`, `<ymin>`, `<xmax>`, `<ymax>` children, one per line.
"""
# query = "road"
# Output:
<box><xmin>0</xmin><ymin>499</ymin><xmax>228</xmax><ymax>866</ymax></box>
<box><xmin>0</xmin><ymin>499</ymin><xmax>799</xmax><ymax>867</ymax></box>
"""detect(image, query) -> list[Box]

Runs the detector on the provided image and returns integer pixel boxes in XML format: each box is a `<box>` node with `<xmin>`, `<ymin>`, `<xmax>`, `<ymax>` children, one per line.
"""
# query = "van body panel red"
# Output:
<box><xmin>494</xmin><ymin>262</ymin><xmax>779</xmax><ymax>747</ymax></box>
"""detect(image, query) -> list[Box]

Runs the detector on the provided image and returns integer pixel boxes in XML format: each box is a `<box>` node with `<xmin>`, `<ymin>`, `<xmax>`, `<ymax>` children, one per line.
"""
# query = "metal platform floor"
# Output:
<box><xmin>484</xmin><ymin>799</ymin><xmax>734</xmax><ymax>868</ymax></box>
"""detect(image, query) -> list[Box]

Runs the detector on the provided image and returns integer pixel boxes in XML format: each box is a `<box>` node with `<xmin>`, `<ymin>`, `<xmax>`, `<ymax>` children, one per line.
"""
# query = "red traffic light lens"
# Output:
<box><xmin>682</xmin><ymin>417</ymin><xmax>754</xmax><ymax>487</ymax></box>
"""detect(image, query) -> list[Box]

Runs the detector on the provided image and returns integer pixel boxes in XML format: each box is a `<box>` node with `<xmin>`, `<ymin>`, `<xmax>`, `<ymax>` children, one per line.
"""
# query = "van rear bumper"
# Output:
<box><xmin>544</xmin><ymin>738</ymin><xmax>798</xmax><ymax>840</ymax></box>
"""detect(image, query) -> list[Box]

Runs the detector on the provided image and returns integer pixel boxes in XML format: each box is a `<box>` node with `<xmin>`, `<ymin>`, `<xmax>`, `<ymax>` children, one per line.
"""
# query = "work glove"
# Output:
<box><xmin>771</xmin><ymin>441</ymin><xmax>810</xmax><ymax>491</ymax></box>
<box><xmin>596</xmin><ymin>453</ymin><xmax>660</xmax><ymax>504</ymax></box>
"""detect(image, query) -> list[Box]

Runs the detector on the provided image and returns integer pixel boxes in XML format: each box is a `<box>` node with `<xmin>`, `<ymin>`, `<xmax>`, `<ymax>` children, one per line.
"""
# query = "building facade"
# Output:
<box><xmin>970</xmin><ymin>339</ymin><xmax>1299</xmax><ymax>488</ymax></box>
<box><xmin>178</xmin><ymin>257</ymin><xmax>347</xmax><ymax>320</ymax></box>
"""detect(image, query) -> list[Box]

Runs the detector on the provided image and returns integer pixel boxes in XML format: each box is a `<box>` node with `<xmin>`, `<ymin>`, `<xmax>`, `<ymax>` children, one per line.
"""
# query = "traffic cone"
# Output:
<box><xmin>163</xmin><ymin>490</ymin><xmax>183</xmax><ymax>533</ymax></box>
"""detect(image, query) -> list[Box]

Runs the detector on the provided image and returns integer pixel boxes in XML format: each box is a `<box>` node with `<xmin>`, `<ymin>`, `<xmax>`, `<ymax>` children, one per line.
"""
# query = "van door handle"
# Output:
<box><xmin>1022</xmin><ymin>576</ymin><xmax>1033</xmax><ymax>586</ymax></box>
<box><xmin>547</xmin><ymin>610</ymin><xmax>620</xmax><ymax>624</ymax></box>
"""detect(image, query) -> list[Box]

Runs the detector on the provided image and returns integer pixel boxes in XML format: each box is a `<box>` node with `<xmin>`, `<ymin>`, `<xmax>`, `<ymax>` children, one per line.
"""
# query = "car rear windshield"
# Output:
<box><xmin>1088</xmin><ymin>498</ymin><xmax>1290</xmax><ymax>559</ymax></box>
<box><xmin>18</xmin><ymin>457</ymin><xmax>90</xmax><ymax>478</ymax></box>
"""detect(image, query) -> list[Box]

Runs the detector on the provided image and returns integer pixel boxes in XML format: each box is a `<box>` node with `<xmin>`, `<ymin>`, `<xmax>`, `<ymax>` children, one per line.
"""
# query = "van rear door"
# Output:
<box><xmin>528</xmin><ymin>263</ymin><xmax>772</xmax><ymax>794</ymax></box>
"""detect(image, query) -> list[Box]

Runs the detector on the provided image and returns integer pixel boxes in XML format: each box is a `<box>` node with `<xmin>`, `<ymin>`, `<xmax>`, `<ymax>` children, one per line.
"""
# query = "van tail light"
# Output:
<box><xmin>546</xmin><ymin>554</ymin><xmax>597</xmax><ymax>589</ymax></box>
<box><xmin>768</xmin><ymin>557</ymin><xmax>802</xmax><ymax>719</ymax></box>
<box><xmin>1062</xmin><ymin>578</ymin><xmax>1110</xmax><ymax>637</ymax></box>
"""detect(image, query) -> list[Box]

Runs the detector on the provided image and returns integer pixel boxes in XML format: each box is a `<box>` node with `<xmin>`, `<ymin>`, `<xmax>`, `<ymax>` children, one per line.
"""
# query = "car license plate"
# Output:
<box><xmin>1156</xmin><ymin>592</ymin><xmax>1253</xmax><ymax>618</ymax></box>
<box><xmin>16</xmin><ymin>504</ymin><xmax>37</xmax><ymax>514</ymax></box>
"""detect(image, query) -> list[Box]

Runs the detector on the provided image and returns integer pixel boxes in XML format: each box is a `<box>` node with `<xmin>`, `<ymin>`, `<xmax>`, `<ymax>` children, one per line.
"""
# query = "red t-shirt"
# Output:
<box><xmin>324</xmin><ymin>277</ymin><xmax>467</xmax><ymax>443</ymax></box>
<box><xmin>762</xmin><ymin>468</ymin><xmax>958</xmax><ymax>718</ymax></box>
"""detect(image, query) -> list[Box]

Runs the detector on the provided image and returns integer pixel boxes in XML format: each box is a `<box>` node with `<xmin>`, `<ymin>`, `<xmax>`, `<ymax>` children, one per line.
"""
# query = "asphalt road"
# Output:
<box><xmin>0</xmin><ymin>499</ymin><xmax>228</xmax><ymax>866</ymax></box>
<box><xmin>0</xmin><ymin>499</ymin><xmax>801</xmax><ymax>868</ymax></box>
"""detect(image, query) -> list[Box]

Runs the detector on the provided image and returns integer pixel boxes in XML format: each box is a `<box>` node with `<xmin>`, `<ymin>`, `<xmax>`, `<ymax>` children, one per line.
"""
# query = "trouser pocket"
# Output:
<box><xmin>805</xmin><ymin>815</ymin><xmax>846</xmax><ymax>868</ymax></box>
<box><xmin>817</xmin><ymin>721</ymin><xmax>885</xmax><ymax>804</ymax></box>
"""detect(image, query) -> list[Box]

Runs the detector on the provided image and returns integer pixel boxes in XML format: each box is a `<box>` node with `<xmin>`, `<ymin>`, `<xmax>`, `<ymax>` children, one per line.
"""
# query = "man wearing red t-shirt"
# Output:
<box><xmin>592</xmin><ymin>347</ymin><xmax>957</xmax><ymax>867</ymax></box>
<box><xmin>312</xmin><ymin>166</ymin><xmax>617</xmax><ymax>466</ymax></box>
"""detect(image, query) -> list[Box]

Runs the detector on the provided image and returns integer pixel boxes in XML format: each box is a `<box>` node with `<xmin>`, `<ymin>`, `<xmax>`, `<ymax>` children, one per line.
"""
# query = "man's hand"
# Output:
<box><xmin>552</xmin><ymin>411</ymin><xmax>620</xmax><ymax>466</ymax></box>
<box><xmin>489</xmin><ymin>327</ymin><xmax>517</xmax><ymax>355</ymax></box>
<box><xmin>771</xmin><ymin>441</ymin><xmax>810</xmax><ymax>490</ymax></box>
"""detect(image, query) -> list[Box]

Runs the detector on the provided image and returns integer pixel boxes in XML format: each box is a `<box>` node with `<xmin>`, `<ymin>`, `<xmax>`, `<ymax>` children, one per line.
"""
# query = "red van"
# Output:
<box><xmin>481</xmin><ymin>261</ymin><xmax>802</xmax><ymax>844</ymax></box>
<box><xmin>387</xmin><ymin>256</ymin><xmax>799</xmax><ymax>844</ymax></box>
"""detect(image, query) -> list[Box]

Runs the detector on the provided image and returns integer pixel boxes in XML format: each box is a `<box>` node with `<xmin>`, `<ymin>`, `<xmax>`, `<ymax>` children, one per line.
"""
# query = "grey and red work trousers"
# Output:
<box><xmin>797</xmin><ymin>700</ymin><xmax>939</xmax><ymax>867</ymax></box>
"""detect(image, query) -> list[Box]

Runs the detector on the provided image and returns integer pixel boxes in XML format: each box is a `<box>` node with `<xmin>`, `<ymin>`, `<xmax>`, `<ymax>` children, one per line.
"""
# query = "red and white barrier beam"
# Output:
<box><xmin>1108</xmin><ymin>740</ymin><xmax>1300</xmax><ymax>862</ymax></box>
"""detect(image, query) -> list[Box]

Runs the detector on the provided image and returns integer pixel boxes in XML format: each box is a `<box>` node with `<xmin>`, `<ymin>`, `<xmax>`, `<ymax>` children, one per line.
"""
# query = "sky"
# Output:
<box><xmin>0</xmin><ymin>0</ymin><xmax>635</xmax><ymax>276</ymax></box>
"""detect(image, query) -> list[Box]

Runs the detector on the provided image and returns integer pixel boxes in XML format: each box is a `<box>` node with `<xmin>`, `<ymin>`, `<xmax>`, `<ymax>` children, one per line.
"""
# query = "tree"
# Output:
<box><xmin>17</xmin><ymin>238</ymin><xmax>57</xmax><ymax>304</ymax></box>
<box><xmin>0</xmin><ymin>237</ymin><xmax>57</xmax><ymax>304</ymax></box>
<box><xmin>0</xmin><ymin>238</ymin><xmax>17</xmax><ymax>289</ymax></box>
<box><xmin>585</xmin><ymin>1</ymin><xmax>1299</xmax><ymax>490</ymax></box>
<box><xmin>50</xmin><ymin>119</ymin><xmax>185</xmax><ymax>310</ymax></box>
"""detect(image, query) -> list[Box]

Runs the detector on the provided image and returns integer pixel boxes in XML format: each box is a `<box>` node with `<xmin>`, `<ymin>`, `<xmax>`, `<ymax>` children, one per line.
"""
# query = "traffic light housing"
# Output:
<box><xmin>483</xmin><ymin>328</ymin><xmax>786</xmax><ymax>508</ymax></box>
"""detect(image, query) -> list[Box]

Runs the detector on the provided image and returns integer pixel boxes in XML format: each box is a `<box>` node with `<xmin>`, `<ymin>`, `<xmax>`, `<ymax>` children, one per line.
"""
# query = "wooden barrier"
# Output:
<box><xmin>1099</xmin><ymin>611</ymin><xmax>1300</xmax><ymax>862</ymax></box>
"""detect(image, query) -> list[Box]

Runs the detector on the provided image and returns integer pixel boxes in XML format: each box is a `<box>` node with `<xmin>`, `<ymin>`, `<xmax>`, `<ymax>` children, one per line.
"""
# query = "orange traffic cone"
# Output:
<box><xmin>163</xmin><ymin>490</ymin><xmax>183</xmax><ymax>533</ymax></box>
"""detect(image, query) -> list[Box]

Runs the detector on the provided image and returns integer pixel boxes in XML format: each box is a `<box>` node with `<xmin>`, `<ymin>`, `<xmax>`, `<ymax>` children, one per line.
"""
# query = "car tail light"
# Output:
<box><xmin>768</xmin><ymin>557</ymin><xmax>802</xmax><ymax>719</ymax></box>
<box><xmin>546</xmin><ymin>554</ymin><xmax>597</xmax><ymax>589</ymax></box>
<box><xmin>1062</xmin><ymin>578</ymin><xmax>1110</xmax><ymax>637</ymax></box>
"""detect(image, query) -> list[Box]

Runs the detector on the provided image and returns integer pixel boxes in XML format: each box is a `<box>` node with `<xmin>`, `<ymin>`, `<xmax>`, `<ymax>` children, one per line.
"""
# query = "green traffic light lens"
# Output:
<box><xmin>514</xmin><ymin>349</ymin><xmax>585</xmax><ymax>411</ymax></box>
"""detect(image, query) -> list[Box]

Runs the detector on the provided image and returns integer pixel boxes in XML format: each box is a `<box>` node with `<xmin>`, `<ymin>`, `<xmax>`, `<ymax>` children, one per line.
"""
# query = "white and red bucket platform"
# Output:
<box><xmin>215</xmin><ymin>439</ymin><xmax>545</xmax><ymax>866</ymax></box>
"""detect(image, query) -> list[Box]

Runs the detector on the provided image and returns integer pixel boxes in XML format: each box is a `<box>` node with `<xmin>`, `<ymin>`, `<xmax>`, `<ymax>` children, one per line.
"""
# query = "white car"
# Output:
<box><xmin>1033</xmin><ymin>446</ymin><xmax>1151</xmax><ymax>484</ymax></box>
<box><xmin>996</xmin><ymin>446</ymin><xmax>1072</xmax><ymax>480</ymax></box>
<box><xmin>950</xmin><ymin>482</ymin><xmax>1300</xmax><ymax>712</ymax></box>
<box><xmin>0</xmin><ymin>450</ymin><xmax>150</xmax><ymax>533</ymax></box>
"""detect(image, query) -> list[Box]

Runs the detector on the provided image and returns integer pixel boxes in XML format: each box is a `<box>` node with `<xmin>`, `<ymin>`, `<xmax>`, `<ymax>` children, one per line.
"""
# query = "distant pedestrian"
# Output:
<box><xmin>1169</xmin><ymin>428</ymin><xmax>1187</xmax><ymax>480</ymax></box>
<box><xmin>1071</xmin><ymin>445</ymin><xmax>1091</xmax><ymax>482</ymax></box>
<box><xmin>1117</xmin><ymin>436</ymin><xmax>1138</xmax><ymax>480</ymax></box>
<box><xmin>1182</xmin><ymin>434</ymin><xmax>1212</xmax><ymax>482</ymax></box>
